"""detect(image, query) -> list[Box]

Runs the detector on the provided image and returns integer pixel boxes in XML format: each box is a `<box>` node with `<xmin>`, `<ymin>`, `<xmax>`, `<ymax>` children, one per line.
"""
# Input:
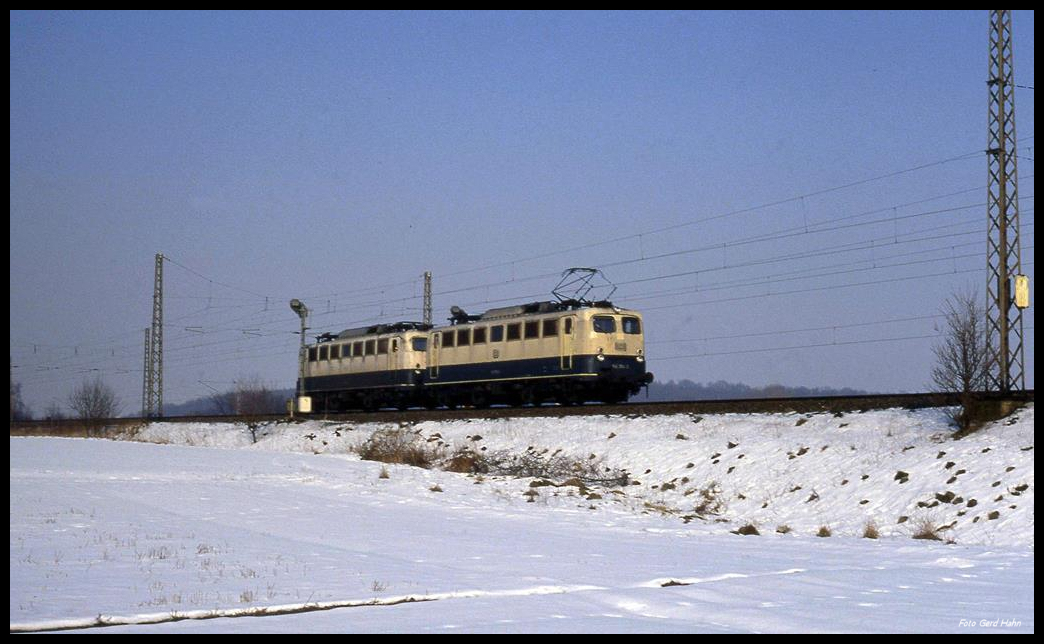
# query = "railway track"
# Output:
<box><xmin>10</xmin><ymin>390</ymin><xmax>1033</xmax><ymax>438</ymax></box>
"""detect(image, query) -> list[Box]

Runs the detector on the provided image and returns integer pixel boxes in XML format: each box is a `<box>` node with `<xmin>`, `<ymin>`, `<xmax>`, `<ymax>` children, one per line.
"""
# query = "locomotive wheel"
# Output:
<box><xmin>470</xmin><ymin>391</ymin><xmax>490</xmax><ymax>409</ymax></box>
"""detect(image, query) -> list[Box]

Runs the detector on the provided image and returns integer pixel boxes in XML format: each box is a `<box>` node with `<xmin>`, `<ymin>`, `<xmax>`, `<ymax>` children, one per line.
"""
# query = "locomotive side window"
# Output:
<box><xmin>506</xmin><ymin>323</ymin><xmax>521</xmax><ymax>341</ymax></box>
<box><xmin>412</xmin><ymin>337</ymin><xmax>427</xmax><ymax>352</ymax></box>
<box><xmin>377</xmin><ymin>339</ymin><xmax>389</xmax><ymax>355</ymax></box>
<box><xmin>353</xmin><ymin>341</ymin><xmax>363</xmax><ymax>358</ymax></box>
<box><xmin>623</xmin><ymin>317</ymin><xmax>642</xmax><ymax>334</ymax></box>
<box><xmin>524</xmin><ymin>321</ymin><xmax>539</xmax><ymax>339</ymax></box>
<box><xmin>542</xmin><ymin>319</ymin><xmax>558</xmax><ymax>337</ymax></box>
<box><xmin>593</xmin><ymin>316</ymin><xmax>616</xmax><ymax>333</ymax></box>
<box><xmin>491</xmin><ymin>325</ymin><xmax>504</xmax><ymax>342</ymax></box>
<box><xmin>308</xmin><ymin>347</ymin><xmax>318</xmax><ymax>362</ymax></box>
<box><xmin>330</xmin><ymin>345</ymin><xmax>341</xmax><ymax>360</ymax></box>
<box><xmin>391</xmin><ymin>339</ymin><xmax>399</xmax><ymax>353</ymax></box>
<box><xmin>443</xmin><ymin>331</ymin><xmax>455</xmax><ymax>348</ymax></box>
<box><xmin>473</xmin><ymin>327</ymin><xmax>487</xmax><ymax>344</ymax></box>
<box><xmin>365</xmin><ymin>339</ymin><xmax>376</xmax><ymax>356</ymax></box>
<box><xmin>457</xmin><ymin>328</ymin><xmax>471</xmax><ymax>346</ymax></box>
<box><xmin>319</xmin><ymin>345</ymin><xmax>329</xmax><ymax>361</ymax></box>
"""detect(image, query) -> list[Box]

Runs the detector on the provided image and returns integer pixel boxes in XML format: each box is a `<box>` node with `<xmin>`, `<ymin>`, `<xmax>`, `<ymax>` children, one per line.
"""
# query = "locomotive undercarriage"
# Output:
<box><xmin>305</xmin><ymin>373</ymin><xmax>649</xmax><ymax>413</ymax></box>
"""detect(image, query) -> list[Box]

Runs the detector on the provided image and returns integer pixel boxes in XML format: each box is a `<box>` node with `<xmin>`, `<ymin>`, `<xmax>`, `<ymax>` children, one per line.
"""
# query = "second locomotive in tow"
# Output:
<box><xmin>296</xmin><ymin>299</ymin><xmax>653</xmax><ymax>412</ymax></box>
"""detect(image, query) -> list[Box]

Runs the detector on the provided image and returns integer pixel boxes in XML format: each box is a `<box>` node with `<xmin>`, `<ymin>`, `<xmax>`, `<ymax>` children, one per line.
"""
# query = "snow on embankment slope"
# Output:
<box><xmin>134</xmin><ymin>404</ymin><xmax>1034</xmax><ymax>547</ymax></box>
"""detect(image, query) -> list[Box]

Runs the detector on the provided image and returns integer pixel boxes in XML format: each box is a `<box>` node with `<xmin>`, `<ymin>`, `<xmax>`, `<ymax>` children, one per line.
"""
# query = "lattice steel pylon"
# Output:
<box><xmin>141</xmin><ymin>327</ymin><xmax>151</xmax><ymax>418</ymax></box>
<box><xmin>985</xmin><ymin>9</ymin><xmax>1026</xmax><ymax>393</ymax></box>
<box><xmin>145</xmin><ymin>253</ymin><xmax>164</xmax><ymax>416</ymax></box>
<box><xmin>423</xmin><ymin>271</ymin><xmax>433</xmax><ymax>326</ymax></box>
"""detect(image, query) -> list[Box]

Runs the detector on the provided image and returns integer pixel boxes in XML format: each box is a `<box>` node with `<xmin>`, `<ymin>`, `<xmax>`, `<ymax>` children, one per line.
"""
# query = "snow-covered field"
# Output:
<box><xmin>10</xmin><ymin>405</ymin><xmax>1034</xmax><ymax>633</ymax></box>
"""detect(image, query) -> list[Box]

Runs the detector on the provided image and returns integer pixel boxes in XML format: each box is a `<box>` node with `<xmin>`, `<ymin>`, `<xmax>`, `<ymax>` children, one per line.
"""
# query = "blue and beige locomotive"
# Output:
<box><xmin>295</xmin><ymin>299</ymin><xmax>653</xmax><ymax>412</ymax></box>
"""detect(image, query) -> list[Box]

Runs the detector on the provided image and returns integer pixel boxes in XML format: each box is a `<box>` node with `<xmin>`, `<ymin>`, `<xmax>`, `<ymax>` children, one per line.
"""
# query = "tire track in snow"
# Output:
<box><xmin>10</xmin><ymin>569</ymin><xmax>806</xmax><ymax>632</ymax></box>
<box><xmin>8</xmin><ymin>584</ymin><xmax>603</xmax><ymax>632</ymax></box>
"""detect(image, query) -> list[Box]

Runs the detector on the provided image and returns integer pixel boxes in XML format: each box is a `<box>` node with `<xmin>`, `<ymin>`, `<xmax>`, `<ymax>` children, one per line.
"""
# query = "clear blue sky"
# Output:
<box><xmin>10</xmin><ymin>10</ymin><xmax>1035</xmax><ymax>414</ymax></box>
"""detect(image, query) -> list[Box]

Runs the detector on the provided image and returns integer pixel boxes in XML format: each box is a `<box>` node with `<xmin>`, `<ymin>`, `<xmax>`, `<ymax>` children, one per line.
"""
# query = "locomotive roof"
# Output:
<box><xmin>315</xmin><ymin>321</ymin><xmax>432</xmax><ymax>343</ymax></box>
<box><xmin>450</xmin><ymin>299</ymin><xmax>621</xmax><ymax>324</ymax></box>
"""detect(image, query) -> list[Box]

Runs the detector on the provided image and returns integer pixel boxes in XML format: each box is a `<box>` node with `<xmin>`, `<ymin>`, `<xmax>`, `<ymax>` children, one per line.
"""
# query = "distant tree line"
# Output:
<box><xmin>644</xmin><ymin>379</ymin><xmax>868</xmax><ymax>402</ymax></box>
<box><xmin>207</xmin><ymin>376</ymin><xmax>286</xmax><ymax>416</ymax></box>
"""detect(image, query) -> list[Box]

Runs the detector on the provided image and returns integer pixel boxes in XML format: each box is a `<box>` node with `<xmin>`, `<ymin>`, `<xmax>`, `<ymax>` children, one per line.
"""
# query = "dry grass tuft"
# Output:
<box><xmin>862</xmin><ymin>520</ymin><xmax>880</xmax><ymax>539</ymax></box>
<box><xmin>911</xmin><ymin>516</ymin><xmax>944</xmax><ymax>541</ymax></box>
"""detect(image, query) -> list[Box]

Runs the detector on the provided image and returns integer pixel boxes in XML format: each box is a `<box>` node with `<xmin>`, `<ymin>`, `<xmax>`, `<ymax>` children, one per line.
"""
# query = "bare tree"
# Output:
<box><xmin>931</xmin><ymin>289</ymin><xmax>991</xmax><ymax>431</ymax></box>
<box><xmin>208</xmin><ymin>389</ymin><xmax>235</xmax><ymax>416</ymax></box>
<box><xmin>67</xmin><ymin>376</ymin><xmax>123</xmax><ymax>435</ymax></box>
<box><xmin>44</xmin><ymin>401</ymin><xmax>66</xmax><ymax>421</ymax></box>
<box><xmin>11</xmin><ymin>376</ymin><xmax>32</xmax><ymax>421</ymax></box>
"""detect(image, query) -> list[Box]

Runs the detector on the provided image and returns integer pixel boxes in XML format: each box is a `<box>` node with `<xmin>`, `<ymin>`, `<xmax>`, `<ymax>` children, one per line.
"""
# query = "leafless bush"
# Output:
<box><xmin>451</xmin><ymin>448</ymin><xmax>630</xmax><ymax>487</ymax></box>
<box><xmin>444</xmin><ymin>447</ymin><xmax>486</xmax><ymax>474</ymax></box>
<box><xmin>358</xmin><ymin>428</ymin><xmax>439</xmax><ymax>468</ymax></box>
<box><xmin>733</xmin><ymin>523</ymin><xmax>760</xmax><ymax>536</ymax></box>
<box><xmin>358</xmin><ymin>433</ymin><xmax>630</xmax><ymax>489</ymax></box>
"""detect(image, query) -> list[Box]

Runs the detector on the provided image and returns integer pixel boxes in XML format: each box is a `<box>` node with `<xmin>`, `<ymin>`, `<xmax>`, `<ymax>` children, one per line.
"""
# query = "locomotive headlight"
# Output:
<box><xmin>596</xmin><ymin>349</ymin><xmax>605</xmax><ymax>362</ymax></box>
<box><xmin>636</xmin><ymin>348</ymin><xmax>644</xmax><ymax>363</ymax></box>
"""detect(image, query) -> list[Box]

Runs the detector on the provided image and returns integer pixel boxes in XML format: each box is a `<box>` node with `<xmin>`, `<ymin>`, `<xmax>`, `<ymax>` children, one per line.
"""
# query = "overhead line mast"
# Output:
<box><xmin>423</xmin><ymin>271</ymin><xmax>433</xmax><ymax>326</ymax></box>
<box><xmin>145</xmin><ymin>253</ymin><xmax>164</xmax><ymax>417</ymax></box>
<box><xmin>985</xmin><ymin>9</ymin><xmax>1028</xmax><ymax>393</ymax></box>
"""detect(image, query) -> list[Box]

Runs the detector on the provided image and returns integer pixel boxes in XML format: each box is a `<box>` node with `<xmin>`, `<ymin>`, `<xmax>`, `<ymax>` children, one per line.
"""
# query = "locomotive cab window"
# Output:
<box><xmin>412</xmin><ymin>337</ymin><xmax>427</xmax><ymax>352</ymax></box>
<box><xmin>506</xmin><ymin>323</ymin><xmax>521</xmax><ymax>341</ymax></box>
<box><xmin>593</xmin><ymin>316</ymin><xmax>616</xmax><ymax>333</ymax></box>
<box><xmin>623</xmin><ymin>317</ymin><xmax>641</xmax><ymax>334</ymax></box>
